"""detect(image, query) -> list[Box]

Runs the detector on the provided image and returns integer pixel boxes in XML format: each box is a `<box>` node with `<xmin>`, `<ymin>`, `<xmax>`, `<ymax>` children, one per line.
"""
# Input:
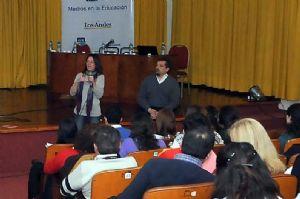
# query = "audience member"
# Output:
<box><xmin>56</xmin><ymin>117</ymin><xmax>78</xmax><ymax>144</ymax></box>
<box><xmin>279</xmin><ymin>103</ymin><xmax>300</xmax><ymax>153</ymax></box>
<box><xmin>104</xmin><ymin>105</ymin><xmax>131</xmax><ymax>141</ymax></box>
<box><xmin>205</xmin><ymin>105</ymin><xmax>223</xmax><ymax>144</ymax></box>
<box><xmin>212</xmin><ymin>142</ymin><xmax>280</xmax><ymax>199</ymax></box>
<box><xmin>155</xmin><ymin>108</ymin><xmax>177</xmax><ymax>144</ymax></box>
<box><xmin>60</xmin><ymin>125</ymin><xmax>137</xmax><ymax>199</ymax></box>
<box><xmin>118</xmin><ymin>126</ymin><xmax>215</xmax><ymax>199</ymax></box>
<box><xmin>218</xmin><ymin>105</ymin><xmax>240</xmax><ymax>144</ymax></box>
<box><xmin>119</xmin><ymin>112</ymin><xmax>166</xmax><ymax>157</ymax></box>
<box><xmin>159</xmin><ymin>111</ymin><xmax>217</xmax><ymax>173</ymax></box>
<box><xmin>229</xmin><ymin>118</ymin><xmax>286</xmax><ymax>174</ymax></box>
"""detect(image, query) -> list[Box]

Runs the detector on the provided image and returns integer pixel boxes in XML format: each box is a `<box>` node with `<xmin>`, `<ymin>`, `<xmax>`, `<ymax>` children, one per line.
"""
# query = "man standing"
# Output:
<box><xmin>138</xmin><ymin>58</ymin><xmax>180</xmax><ymax>119</ymax></box>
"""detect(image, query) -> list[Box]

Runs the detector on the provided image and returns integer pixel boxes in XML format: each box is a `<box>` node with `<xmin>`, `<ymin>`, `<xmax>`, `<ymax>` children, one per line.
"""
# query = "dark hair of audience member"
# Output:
<box><xmin>183</xmin><ymin>112</ymin><xmax>211</xmax><ymax>132</ymax></box>
<box><xmin>181</xmin><ymin>126</ymin><xmax>214</xmax><ymax>159</ymax></box>
<box><xmin>105</xmin><ymin>105</ymin><xmax>123</xmax><ymax>124</ymax></box>
<box><xmin>130</xmin><ymin>112</ymin><xmax>159</xmax><ymax>151</ymax></box>
<box><xmin>205</xmin><ymin>105</ymin><xmax>221</xmax><ymax>132</ymax></box>
<box><xmin>185</xmin><ymin>105</ymin><xmax>202</xmax><ymax>117</ymax></box>
<box><xmin>73</xmin><ymin>123</ymin><xmax>99</xmax><ymax>153</ymax></box>
<box><xmin>218</xmin><ymin>105</ymin><xmax>240</xmax><ymax>130</ymax></box>
<box><xmin>157</xmin><ymin>57</ymin><xmax>173</xmax><ymax>70</ymax></box>
<box><xmin>156</xmin><ymin>108</ymin><xmax>176</xmax><ymax>137</ymax></box>
<box><xmin>93</xmin><ymin>125</ymin><xmax>121</xmax><ymax>154</ymax></box>
<box><xmin>286</xmin><ymin>103</ymin><xmax>300</xmax><ymax>135</ymax></box>
<box><xmin>212</xmin><ymin>142</ymin><xmax>280</xmax><ymax>199</ymax></box>
<box><xmin>56</xmin><ymin>117</ymin><xmax>78</xmax><ymax>144</ymax></box>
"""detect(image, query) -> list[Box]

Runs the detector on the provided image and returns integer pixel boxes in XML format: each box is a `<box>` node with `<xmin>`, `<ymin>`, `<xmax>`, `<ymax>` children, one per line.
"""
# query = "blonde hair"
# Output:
<box><xmin>229</xmin><ymin>118</ymin><xmax>286</xmax><ymax>174</ymax></box>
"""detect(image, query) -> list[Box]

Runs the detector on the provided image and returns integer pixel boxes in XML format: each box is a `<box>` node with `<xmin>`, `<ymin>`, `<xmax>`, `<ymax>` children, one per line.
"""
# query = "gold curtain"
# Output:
<box><xmin>134</xmin><ymin>0</ymin><xmax>167</xmax><ymax>46</ymax></box>
<box><xmin>0</xmin><ymin>0</ymin><xmax>165</xmax><ymax>88</ymax></box>
<box><xmin>0</xmin><ymin>0</ymin><xmax>61</xmax><ymax>88</ymax></box>
<box><xmin>173</xmin><ymin>0</ymin><xmax>300</xmax><ymax>100</ymax></box>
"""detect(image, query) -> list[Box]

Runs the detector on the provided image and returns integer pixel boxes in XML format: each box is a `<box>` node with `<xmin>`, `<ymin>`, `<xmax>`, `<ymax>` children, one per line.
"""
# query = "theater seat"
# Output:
<box><xmin>143</xmin><ymin>182</ymin><xmax>214</xmax><ymax>199</ymax></box>
<box><xmin>91</xmin><ymin>167</ymin><xmax>140</xmax><ymax>199</ymax></box>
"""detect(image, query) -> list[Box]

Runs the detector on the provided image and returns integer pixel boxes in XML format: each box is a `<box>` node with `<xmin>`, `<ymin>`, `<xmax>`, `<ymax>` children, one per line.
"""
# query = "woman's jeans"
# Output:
<box><xmin>74</xmin><ymin>115</ymin><xmax>100</xmax><ymax>131</ymax></box>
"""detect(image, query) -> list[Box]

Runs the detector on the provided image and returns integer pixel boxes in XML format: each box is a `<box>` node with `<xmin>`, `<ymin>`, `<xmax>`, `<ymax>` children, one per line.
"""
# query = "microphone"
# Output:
<box><xmin>104</xmin><ymin>39</ymin><xmax>114</xmax><ymax>48</ymax></box>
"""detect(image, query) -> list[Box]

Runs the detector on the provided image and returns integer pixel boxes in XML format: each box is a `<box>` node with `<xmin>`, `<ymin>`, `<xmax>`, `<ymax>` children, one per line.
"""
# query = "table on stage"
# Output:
<box><xmin>48</xmin><ymin>52</ymin><xmax>171</xmax><ymax>103</ymax></box>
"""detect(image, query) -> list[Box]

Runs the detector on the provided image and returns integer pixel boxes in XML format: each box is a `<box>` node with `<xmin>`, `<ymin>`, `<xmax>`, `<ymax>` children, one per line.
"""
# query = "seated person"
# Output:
<box><xmin>279</xmin><ymin>103</ymin><xmax>300</xmax><ymax>153</ymax></box>
<box><xmin>229</xmin><ymin>118</ymin><xmax>286</xmax><ymax>174</ymax></box>
<box><xmin>154</xmin><ymin>108</ymin><xmax>177</xmax><ymax>145</ymax></box>
<box><xmin>137</xmin><ymin>58</ymin><xmax>180</xmax><ymax>119</ymax></box>
<box><xmin>218</xmin><ymin>105</ymin><xmax>240</xmax><ymax>144</ymax></box>
<box><xmin>60</xmin><ymin>125</ymin><xmax>137</xmax><ymax>199</ymax></box>
<box><xmin>212</xmin><ymin>142</ymin><xmax>280</xmax><ymax>198</ymax></box>
<box><xmin>44</xmin><ymin>123</ymin><xmax>95</xmax><ymax>175</ymax></box>
<box><xmin>119</xmin><ymin>112</ymin><xmax>166</xmax><ymax>157</ymax></box>
<box><xmin>104</xmin><ymin>105</ymin><xmax>131</xmax><ymax>141</ymax></box>
<box><xmin>159</xmin><ymin>111</ymin><xmax>217</xmax><ymax>173</ymax></box>
<box><xmin>118</xmin><ymin>126</ymin><xmax>215</xmax><ymax>199</ymax></box>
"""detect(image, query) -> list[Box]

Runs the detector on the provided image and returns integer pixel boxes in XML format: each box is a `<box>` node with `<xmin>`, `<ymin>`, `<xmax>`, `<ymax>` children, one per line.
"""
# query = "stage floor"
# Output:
<box><xmin>0</xmin><ymin>85</ymin><xmax>248</xmax><ymax>126</ymax></box>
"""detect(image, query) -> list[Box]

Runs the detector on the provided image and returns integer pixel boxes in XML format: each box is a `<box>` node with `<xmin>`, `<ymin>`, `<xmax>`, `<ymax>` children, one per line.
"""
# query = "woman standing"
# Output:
<box><xmin>70</xmin><ymin>54</ymin><xmax>104</xmax><ymax>130</ymax></box>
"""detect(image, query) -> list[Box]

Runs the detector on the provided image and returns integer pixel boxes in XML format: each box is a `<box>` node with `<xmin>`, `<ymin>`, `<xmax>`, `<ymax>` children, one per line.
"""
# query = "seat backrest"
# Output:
<box><xmin>129</xmin><ymin>148</ymin><xmax>165</xmax><ymax>166</ymax></box>
<box><xmin>91</xmin><ymin>167</ymin><xmax>140</xmax><ymax>199</ymax></box>
<box><xmin>212</xmin><ymin>144</ymin><xmax>225</xmax><ymax>155</ymax></box>
<box><xmin>168</xmin><ymin>45</ymin><xmax>189</xmax><ymax>70</ymax></box>
<box><xmin>272</xmin><ymin>174</ymin><xmax>297</xmax><ymax>199</ymax></box>
<box><xmin>284</xmin><ymin>138</ymin><xmax>300</xmax><ymax>153</ymax></box>
<box><xmin>143</xmin><ymin>182</ymin><xmax>214</xmax><ymax>199</ymax></box>
<box><xmin>45</xmin><ymin>144</ymin><xmax>74</xmax><ymax>162</ymax></box>
<box><xmin>271</xmin><ymin>139</ymin><xmax>280</xmax><ymax>153</ymax></box>
<box><xmin>287</xmin><ymin>153</ymin><xmax>300</xmax><ymax>167</ymax></box>
<box><xmin>76</xmin><ymin>44</ymin><xmax>91</xmax><ymax>53</ymax></box>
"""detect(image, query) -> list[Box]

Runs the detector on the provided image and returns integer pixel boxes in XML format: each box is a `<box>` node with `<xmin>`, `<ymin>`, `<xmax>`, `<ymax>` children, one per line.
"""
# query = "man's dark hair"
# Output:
<box><xmin>56</xmin><ymin>117</ymin><xmax>78</xmax><ymax>144</ymax></box>
<box><xmin>181</xmin><ymin>126</ymin><xmax>214</xmax><ymax>159</ymax></box>
<box><xmin>286</xmin><ymin>103</ymin><xmax>300</xmax><ymax>135</ymax></box>
<box><xmin>105</xmin><ymin>105</ymin><xmax>122</xmax><ymax>124</ymax></box>
<box><xmin>93</xmin><ymin>125</ymin><xmax>121</xmax><ymax>154</ymax></box>
<box><xmin>157</xmin><ymin>57</ymin><xmax>173</xmax><ymax>70</ymax></box>
<box><xmin>183</xmin><ymin>112</ymin><xmax>211</xmax><ymax>131</ymax></box>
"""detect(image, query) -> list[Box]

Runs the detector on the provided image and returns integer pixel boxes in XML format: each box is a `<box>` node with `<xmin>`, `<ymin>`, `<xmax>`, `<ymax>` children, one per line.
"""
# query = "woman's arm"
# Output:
<box><xmin>92</xmin><ymin>75</ymin><xmax>105</xmax><ymax>99</ymax></box>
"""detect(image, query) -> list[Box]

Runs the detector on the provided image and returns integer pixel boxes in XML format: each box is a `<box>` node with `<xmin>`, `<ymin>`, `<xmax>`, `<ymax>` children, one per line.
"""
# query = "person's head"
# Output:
<box><xmin>104</xmin><ymin>105</ymin><xmax>123</xmax><ymax>124</ymax></box>
<box><xmin>156</xmin><ymin>108</ymin><xmax>176</xmax><ymax>136</ymax></box>
<box><xmin>155</xmin><ymin>58</ymin><xmax>173</xmax><ymax>77</ymax></box>
<box><xmin>205</xmin><ymin>105</ymin><xmax>220</xmax><ymax>132</ymax></box>
<box><xmin>131</xmin><ymin>112</ymin><xmax>158</xmax><ymax>150</ymax></box>
<box><xmin>56</xmin><ymin>117</ymin><xmax>78</xmax><ymax>144</ymax></box>
<box><xmin>213</xmin><ymin>142</ymin><xmax>280</xmax><ymax>199</ymax></box>
<box><xmin>185</xmin><ymin>105</ymin><xmax>202</xmax><ymax>117</ymax></box>
<box><xmin>73</xmin><ymin>123</ymin><xmax>99</xmax><ymax>153</ymax></box>
<box><xmin>181</xmin><ymin>126</ymin><xmax>214</xmax><ymax>159</ymax></box>
<box><xmin>286</xmin><ymin>103</ymin><xmax>300</xmax><ymax>134</ymax></box>
<box><xmin>82</xmin><ymin>54</ymin><xmax>103</xmax><ymax>77</ymax></box>
<box><xmin>93</xmin><ymin>125</ymin><xmax>121</xmax><ymax>155</ymax></box>
<box><xmin>229</xmin><ymin>118</ymin><xmax>286</xmax><ymax>174</ymax></box>
<box><xmin>183</xmin><ymin>112</ymin><xmax>210</xmax><ymax>132</ymax></box>
<box><xmin>219</xmin><ymin>105</ymin><xmax>240</xmax><ymax>130</ymax></box>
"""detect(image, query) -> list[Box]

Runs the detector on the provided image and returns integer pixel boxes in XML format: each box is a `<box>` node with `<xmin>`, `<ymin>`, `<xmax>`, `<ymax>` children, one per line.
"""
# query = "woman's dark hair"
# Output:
<box><xmin>205</xmin><ymin>105</ymin><xmax>221</xmax><ymax>132</ymax></box>
<box><xmin>82</xmin><ymin>54</ymin><xmax>103</xmax><ymax>78</ymax></box>
<box><xmin>185</xmin><ymin>105</ymin><xmax>202</xmax><ymax>117</ymax></box>
<box><xmin>56</xmin><ymin>118</ymin><xmax>78</xmax><ymax>144</ymax></box>
<box><xmin>73</xmin><ymin>123</ymin><xmax>99</xmax><ymax>153</ymax></box>
<box><xmin>156</xmin><ymin>108</ymin><xmax>176</xmax><ymax>136</ymax></box>
<box><xmin>219</xmin><ymin>105</ymin><xmax>240</xmax><ymax>130</ymax></box>
<box><xmin>286</xmin><ymin>103</ymin><xmax>300</xmax><ymax>135</ymax></box>
<box><xmin>130</xmin><ymin>112</ymin><xmax>159</xmax><ymax>150</ymax></box>
<box><xmin>212</xmin><ymin>142</ymin><xmax>280</xmax><ymax>199</ymax></box>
